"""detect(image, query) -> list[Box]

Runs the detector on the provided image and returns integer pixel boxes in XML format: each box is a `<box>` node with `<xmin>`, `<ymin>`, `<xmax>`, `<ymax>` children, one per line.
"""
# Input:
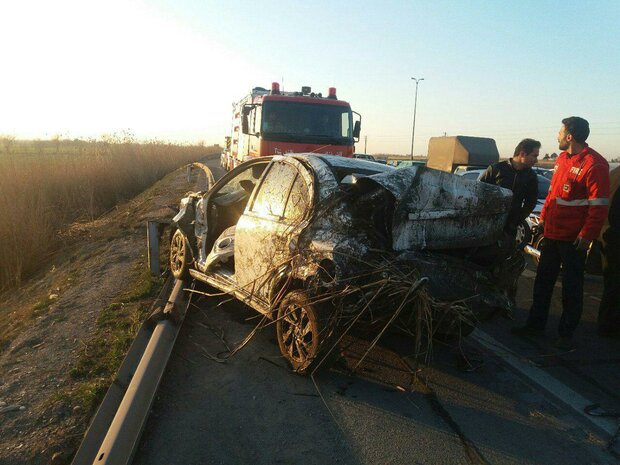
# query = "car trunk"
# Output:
<box><xmin>354</xmin><ymin>165</ymin><xmax>512</xmax><ymax>251</ymax></box>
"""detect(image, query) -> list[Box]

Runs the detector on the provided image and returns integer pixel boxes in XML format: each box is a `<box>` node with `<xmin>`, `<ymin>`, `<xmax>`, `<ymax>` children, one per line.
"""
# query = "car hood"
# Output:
<box><xmin>354</xmin><ymin>166</ymin><xmax>512</xmax><ymax>251</ymax></box>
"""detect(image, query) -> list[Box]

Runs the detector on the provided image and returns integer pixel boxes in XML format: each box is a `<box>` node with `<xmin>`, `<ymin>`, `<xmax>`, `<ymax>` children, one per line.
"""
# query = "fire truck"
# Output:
<box><xmin>223</xmin><ymin>82</ymin><xmax>361</xmax><ymax>170</ymax></box>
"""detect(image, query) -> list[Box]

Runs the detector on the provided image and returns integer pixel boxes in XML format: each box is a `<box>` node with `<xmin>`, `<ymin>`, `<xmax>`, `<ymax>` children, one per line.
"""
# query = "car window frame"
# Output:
<box><xmin>248</xmin><ymin>161</ymin><xmax>297</xmax><ymax>219</ymax></box>
<box><xmin>207</xmin><ymin>157</ymin><xmax>271</xmax><ymax>199</ymax></box>
<box><xmin>282</xmin><ymin>171</ymin><xmax>312</xmax><ymax>224</ymax></box>
<box><xmin>245</xmin><ymin>157</ymin><xmax>315</xmax><ymax>223</ymax></box>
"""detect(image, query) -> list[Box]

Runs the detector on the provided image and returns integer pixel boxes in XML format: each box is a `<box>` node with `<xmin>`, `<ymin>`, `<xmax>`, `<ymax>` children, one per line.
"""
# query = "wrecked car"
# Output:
<box><xmin>170</xmin><ymin>154</ymin><xmax>522</xmax><ymax>373</ymax></box>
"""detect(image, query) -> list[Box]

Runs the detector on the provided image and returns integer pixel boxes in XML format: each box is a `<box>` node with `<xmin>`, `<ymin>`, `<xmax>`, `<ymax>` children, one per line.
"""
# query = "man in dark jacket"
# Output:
<box><xmin>479</xmin><ymin>139</ymin><xmax>540</xmax><ymax>307</ymax></box>
<box><xmin>480</xmin><ymin>138</ymin><xmax>540</xmax><ymax>235</ymax></box>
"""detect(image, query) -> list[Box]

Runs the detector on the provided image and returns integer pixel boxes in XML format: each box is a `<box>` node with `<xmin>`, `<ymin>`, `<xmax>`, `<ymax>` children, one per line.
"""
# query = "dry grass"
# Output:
<box><xmin>0</xmin><ymin>137</ymin><xmax>220</xmax><ymax>291</ymax></box>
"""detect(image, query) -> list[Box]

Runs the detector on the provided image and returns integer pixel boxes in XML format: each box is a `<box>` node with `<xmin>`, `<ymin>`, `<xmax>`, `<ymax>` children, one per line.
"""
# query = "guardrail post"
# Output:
<box><xmin>147</xmin><ymin>221</ymin><xmax>160</xmax><ymax>276</ymax></box>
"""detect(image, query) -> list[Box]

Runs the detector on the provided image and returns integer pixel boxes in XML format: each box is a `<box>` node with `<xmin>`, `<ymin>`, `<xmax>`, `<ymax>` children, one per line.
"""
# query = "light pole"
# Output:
<box><xmin>410</xmin><ymin>77</ymin><xmax>424</xmax><ymax>160</ymax></box>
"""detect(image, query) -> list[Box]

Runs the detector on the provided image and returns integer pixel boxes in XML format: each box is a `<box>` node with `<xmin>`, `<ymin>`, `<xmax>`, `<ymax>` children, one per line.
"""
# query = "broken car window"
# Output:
<box><xmin>213</xmin><ymin>163</ymin><xmax>266</xmax><ymax>206</ymax></box>
<box><xmin>251</xmin><ymin>162</ymin><xmax>296</xmax><ymax>218</ymax></box>
<box><xmin>284</xmin><ymin>173</ymin><xmax>310</xmax><ymax>222</ymax></box>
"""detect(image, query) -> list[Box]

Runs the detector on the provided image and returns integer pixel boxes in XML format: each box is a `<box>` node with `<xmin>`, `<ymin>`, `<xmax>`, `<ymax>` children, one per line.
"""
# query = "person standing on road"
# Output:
<box><xmin>480</xmin><ymin>138</ymin><xmax>540</xmax><ymax>306</ymax></box>
<box><xmin>598</xmin><ymin>165</ymin><xmax>620</xmax><ymax>338</ymax></box>
<box><xmin>513</xmin><ymin>117</ymin><xmax>610</xmax><ymax>350</ymax></box>
<box><xmin>480</xmin><ymin>138</ymin><xmax>540</xmax><ymax>237</ymax></box>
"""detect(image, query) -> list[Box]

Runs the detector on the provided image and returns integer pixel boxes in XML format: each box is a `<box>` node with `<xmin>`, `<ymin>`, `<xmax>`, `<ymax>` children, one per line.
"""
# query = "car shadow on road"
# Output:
<box><xmin>135</xmin><ymin>283</ymin><xmax>616</xmax><ymax>465</ymax></box>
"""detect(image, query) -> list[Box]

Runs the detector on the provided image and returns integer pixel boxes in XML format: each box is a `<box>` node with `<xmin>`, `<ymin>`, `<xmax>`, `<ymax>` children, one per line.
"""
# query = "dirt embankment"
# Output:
<box><xmin>0</xmin><ymin>161</ymin><xmax>214</xmax><ymax>465</ymax></box>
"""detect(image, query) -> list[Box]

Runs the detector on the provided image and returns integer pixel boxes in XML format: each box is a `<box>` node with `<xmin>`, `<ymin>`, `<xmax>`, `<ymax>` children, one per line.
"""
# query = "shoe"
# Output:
<box><xmin>511</xmin><ymin>325</ymin><xmax>545</xmax><ymax>337</ymax></box>
<box><xmin>553</xmin><ymin>337</ymin><xmax>575</xmax><ymax>351</ymax></box>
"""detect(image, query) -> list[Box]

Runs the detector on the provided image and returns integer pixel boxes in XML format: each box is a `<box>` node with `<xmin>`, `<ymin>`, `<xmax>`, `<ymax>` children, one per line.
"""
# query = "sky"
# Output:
<box><xmin>1</xmin><ymin>0</ymin><xmax>619</xmax><ymax>158</ymax></box>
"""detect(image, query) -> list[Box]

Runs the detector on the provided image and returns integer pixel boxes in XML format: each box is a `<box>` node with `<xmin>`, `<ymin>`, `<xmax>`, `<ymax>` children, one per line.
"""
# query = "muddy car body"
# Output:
<box><xmin>171</xmin><ymin>154</ymin><xmax>520</xmax><ymax>372</ymax></box>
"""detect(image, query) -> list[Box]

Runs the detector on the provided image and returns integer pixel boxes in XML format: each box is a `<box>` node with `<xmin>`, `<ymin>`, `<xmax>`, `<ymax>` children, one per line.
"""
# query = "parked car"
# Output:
<box><xmin>526</xmin><ymin>166</ymin><xmax>617</xmax><ymax>273</ymax></box>
<box><xmin>353</xmin><ymin>153</ymin><xmax>376</xmax><ymax>162</ymax></box>
<box><xmin>454</xmin><ymin>168</ymin><xmax>486</xmax><ymax>181</ymax></box>
<box><xmin>532</xmin><ymin>166</ymin><xmax>554</xmax><ymax>180</ymax></box>
<box><xmin>170</xmin><ymin>155</ymin><xmax>521</xmax><ymax>373</ymax></box>
<box><xmin>529</xmin><ymin>164</ymin><xmax>619</xmax><ymax>271</ymax></box>
<box><xmin>387</xmin><ymin>159</ymin><xmax>426</xmax><ymax>169</ymax></box>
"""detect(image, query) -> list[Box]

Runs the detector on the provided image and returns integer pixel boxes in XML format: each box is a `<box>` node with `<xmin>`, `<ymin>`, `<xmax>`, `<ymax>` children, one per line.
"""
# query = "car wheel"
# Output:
<box><xmin>170</xmin><ymin>229</ymin><xmax>190</xmax><ymax>279</ymax></box>
<box><xmin>276</xmin><ymin>290</ymin><xmax>325</xmax><ymax>374</ymax></box>
<box><xmin>515</xmin><ymin>220</ymin><xmax>531</xmax><ymax>249</ymax></box>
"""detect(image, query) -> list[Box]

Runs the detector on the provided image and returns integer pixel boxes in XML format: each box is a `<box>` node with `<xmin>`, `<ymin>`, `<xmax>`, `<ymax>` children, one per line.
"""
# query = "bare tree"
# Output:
<box><xmin>33</xmin><ymin>139</ymin><xmax>44</xmax><ymax>155</ymax></box>
<box><xmin>0</xmin><ymin>134</ymin><xmax>16</xmax><ymax>154</ymax></box>
<box><xmin>52</xmin><ymin>133</ymin><xmax>63</xmax><ymax>153</ymax></box>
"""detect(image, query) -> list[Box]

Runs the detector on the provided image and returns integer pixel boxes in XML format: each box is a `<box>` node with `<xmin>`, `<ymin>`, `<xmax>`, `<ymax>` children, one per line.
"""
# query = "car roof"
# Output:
<box><xmin>301</xmin><ymin>154</ymin><xmax>395</xmax><ymax>174</ymax></box>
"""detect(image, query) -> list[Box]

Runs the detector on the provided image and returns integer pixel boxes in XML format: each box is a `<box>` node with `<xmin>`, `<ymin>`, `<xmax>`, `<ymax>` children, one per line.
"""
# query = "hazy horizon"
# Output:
<box><xmin>2</xmin><ymin>0</ymin><xmax>619</xmax><ymax>159</ymax></box>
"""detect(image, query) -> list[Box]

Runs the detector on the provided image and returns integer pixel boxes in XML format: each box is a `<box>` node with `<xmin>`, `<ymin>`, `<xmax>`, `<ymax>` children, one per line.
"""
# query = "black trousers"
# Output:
<box><xmin>598</xmin><ymin>229</ymin><xmax>620</xmax><ymax>334</ymax></box>
<box><xmin>527</xmin><ymin>238</ymin><xmax>587</xmax><ymax>338</ymax></box>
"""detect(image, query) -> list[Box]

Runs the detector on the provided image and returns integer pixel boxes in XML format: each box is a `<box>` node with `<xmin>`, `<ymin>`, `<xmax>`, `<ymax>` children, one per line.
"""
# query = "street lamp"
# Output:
<box><xmin>410</xmin><ymin>77</ymin><xmax>424</xmax><ymax>160</ymax></box>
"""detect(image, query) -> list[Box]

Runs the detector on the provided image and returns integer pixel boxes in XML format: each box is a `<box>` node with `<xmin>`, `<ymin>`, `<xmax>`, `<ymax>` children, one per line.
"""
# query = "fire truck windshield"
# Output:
<box><xmin>261</xmin><ymin>101</ymin><xmax>353</xmax><ymax>145</ymax></box>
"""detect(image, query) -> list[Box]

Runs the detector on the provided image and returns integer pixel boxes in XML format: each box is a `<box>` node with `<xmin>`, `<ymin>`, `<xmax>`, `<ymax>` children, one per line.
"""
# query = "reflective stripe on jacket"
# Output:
<box><xmin>540</xmin><ymin>146</ymin><xmax>610</xmax><ymax>241</ymax></box>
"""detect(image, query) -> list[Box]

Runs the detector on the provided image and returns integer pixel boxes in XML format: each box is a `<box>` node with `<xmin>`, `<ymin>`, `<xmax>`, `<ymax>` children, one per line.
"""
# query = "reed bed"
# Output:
<box><xmin>0</xmin><ymin>139</ymin><xmax>220</xmax><ymax>290</ymax></box>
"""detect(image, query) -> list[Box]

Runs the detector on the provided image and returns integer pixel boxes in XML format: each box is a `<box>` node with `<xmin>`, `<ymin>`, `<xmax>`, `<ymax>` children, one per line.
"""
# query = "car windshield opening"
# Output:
<box><xmin>261</xmin><ymin>101</ymin><xmax>353</xmax><ymax>145</ymax></box>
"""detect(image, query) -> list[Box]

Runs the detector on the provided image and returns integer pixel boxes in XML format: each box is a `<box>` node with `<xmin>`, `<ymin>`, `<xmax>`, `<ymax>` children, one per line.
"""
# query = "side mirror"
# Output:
<box><xmin>241</xmin><ymin>114</ymin><xmax>249</xmax><ymax>134</ymax></box>
<box><xmin>352</xmin><ymin>120</ymin><xmax>361</xmax><ymax>140</ymax></box>
<box><xmin>241</xmin><ymin>105</ymin><xmax>253</xmax><ymax>135</ymax></box>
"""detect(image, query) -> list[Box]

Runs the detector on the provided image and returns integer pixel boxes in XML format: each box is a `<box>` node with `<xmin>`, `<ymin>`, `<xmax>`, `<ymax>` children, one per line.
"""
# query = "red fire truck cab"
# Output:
<box><xmin>224</xmin><ymin>82</ymin><xmax>361</xmax><ymax>170</ymax></box>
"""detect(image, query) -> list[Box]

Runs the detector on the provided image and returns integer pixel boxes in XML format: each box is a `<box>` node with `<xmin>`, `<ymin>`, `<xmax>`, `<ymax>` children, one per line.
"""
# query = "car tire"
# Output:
<box><xmin>170</xmin><ymin>229</ymin><xmax>190</xmax><ymax>280</ymax></box>
<box><xmin>515</xmin><ymin>220</ymin><xmax>531</xmax><ymax>250</ymax></box>
<box><xmin>276</xmin><ymin>290</ymin><xmax>331</xmax><ymax>374</ymax></box>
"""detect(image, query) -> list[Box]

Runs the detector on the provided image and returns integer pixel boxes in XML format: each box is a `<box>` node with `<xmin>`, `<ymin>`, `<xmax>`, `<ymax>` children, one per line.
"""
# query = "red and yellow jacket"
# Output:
<box><xmin>540</xmin><ymin>145</ymin><xmax>609</xmax><ymax>241</ymax></box>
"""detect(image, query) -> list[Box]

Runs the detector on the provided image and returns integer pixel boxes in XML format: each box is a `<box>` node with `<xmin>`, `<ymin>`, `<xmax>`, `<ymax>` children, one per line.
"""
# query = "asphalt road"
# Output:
<box><xmin>132</xmin><ymin>158</ymin><xmax>618</xmax><ymax>465</ymax></box>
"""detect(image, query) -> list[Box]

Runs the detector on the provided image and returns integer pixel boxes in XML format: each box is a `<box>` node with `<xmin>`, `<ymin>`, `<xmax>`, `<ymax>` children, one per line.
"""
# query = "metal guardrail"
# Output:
<box><xmin>71</xmin><ymin>278</ymin><xmax>191</xmax><ymax>465</ymax></box>
<box><xmin>187</xmin><ymin>162</ymin><xmax>215</xmax><ymax>191</ymax></box>
<box><xmin>72</xmin><ymin>158</ymin><xmax>216</xmax><ymax>465</ymax></box>
<box><xmin>93</xmin><ymin>279</ymin><xmax>189</xmax><ymax>465</ymax></box>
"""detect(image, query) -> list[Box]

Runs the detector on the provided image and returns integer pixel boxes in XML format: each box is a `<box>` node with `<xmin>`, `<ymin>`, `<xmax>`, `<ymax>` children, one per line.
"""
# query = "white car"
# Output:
<box><xmin>532</xmin><ymin>166</ymin><xmax>554</xmax><ymax>180</ymax></box>
<box><xmin>353</xmin><ymin>153</ymin><xmax>376</xmax><ymax>162</ymax></box>
<box><xmin>454</xmin><ymin>168</ymin><xmax>486</xmax><ymax>181</ymax></box>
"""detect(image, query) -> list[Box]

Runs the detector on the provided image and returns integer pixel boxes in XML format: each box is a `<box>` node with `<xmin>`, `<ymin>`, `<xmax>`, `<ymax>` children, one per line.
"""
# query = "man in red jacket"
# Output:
<box><xmin>513</xmin><ymin>117</ymin><xmax>610</xmax><ymax>350</ymax></box>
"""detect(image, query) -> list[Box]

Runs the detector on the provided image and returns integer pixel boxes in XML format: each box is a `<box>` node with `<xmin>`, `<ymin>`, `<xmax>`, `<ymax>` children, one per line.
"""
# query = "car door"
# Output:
<box><xmin>235</xmin><ymin>158</ymin><xmax>314</xmax><ymax>306</ymax></box>
<box><xmin>194</xmin><ymin>159</ymin><xmax>269</xmax><ymax>271</ymax></box>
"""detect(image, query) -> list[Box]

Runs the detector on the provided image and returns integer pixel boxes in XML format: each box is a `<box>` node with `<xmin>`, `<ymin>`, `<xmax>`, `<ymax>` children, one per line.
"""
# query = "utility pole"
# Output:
<box><xmin>364</xmin><ymin>135</ymin><xmax>367</xmax><ymax>153</ymax></box>
<box><xmin>410</xmin><ymin>77</ymin><xmax>424</xmax><ymax>160</ymax></box>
